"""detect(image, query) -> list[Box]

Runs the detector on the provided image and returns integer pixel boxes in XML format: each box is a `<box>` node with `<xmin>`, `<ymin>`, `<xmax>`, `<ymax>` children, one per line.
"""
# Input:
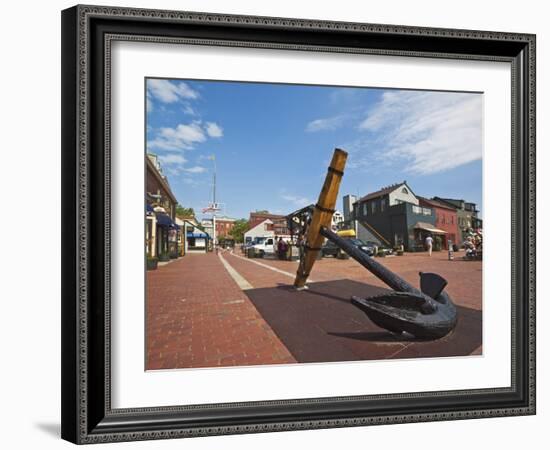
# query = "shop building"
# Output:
<box><xmin>351</xmin><ymin>182</ymin><xmax>447</xmax><ymax>251</ymax></box>
<box><xmin>244</xmin><ymin>219</ymin><xmax>275</xmax><ymax>244</ymax></box>
<box><xmin>432</xmin><ymin>197</ymin><xmax>482</xmax><ymax>243</ymax></box>
<box><xmin>214</xmin><ymin>216</ymin><xmax>236</xmax><ymax>239</ymax></box>
<box><xmin>249</xmin><ymin>212</ymin><xmax>290</xmax><ymax>236</ymax></box>
<box><xmin>418</xmin><ymin>197</ymin><xmax>460</xmax><ymax>249</ymax></box>
<box><xmin>146</xmin><ymin>154</ymin><xmax>179</xmax><ymax>260</ymax></box>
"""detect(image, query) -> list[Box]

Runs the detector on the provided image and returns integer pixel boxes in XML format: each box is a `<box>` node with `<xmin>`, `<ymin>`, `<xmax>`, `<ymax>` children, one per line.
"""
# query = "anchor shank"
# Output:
<box><xmin>320</xmin><ymin>226</ymin><xmax>421</xmax><ymax>296</ymax></box>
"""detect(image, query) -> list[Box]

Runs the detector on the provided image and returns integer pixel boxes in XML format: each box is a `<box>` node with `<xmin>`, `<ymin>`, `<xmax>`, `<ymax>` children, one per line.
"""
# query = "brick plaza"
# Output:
<box><xmin>146</xmin><ymin>249</ymin><xmax>482</xmax><ymax>370</ymax></box>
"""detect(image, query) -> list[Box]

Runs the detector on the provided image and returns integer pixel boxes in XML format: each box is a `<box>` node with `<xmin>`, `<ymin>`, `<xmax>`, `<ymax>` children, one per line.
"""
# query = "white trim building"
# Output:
<box><xmin>244</xmin><ymin>219</ymin><xmax>275</xmax><ymax>244</ymax></box>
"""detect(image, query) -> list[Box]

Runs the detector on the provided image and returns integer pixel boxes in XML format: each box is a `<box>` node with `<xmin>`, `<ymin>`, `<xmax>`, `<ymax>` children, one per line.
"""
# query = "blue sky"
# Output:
<box><xmin>146</xmin><ymin>78</ymin><xmax>483</xmax><ymax>220</ymax></box>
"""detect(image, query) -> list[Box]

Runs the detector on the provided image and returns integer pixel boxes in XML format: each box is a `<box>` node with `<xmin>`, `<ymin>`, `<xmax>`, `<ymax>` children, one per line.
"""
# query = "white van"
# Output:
<box><xmin>252</xmin><ymin>237</ymin><xmax>275</xmax><ymax>256</ymax></box>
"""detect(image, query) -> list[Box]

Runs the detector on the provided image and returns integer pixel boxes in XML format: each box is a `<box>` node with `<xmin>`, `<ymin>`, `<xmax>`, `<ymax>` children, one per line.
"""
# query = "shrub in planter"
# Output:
<box><xmin>146</xmin><ymin>256</ymin><xmax>158</xmax><ymax>270</ymax></box>
<box><xmin>433</xmin><ymin>236</ymin><xmax>442</xmax><ymax>251</ymax></box>
<box><xmin>376</xmin><ymin>249</ymin><xmax>386</xmax><ymax>257</ymax></box>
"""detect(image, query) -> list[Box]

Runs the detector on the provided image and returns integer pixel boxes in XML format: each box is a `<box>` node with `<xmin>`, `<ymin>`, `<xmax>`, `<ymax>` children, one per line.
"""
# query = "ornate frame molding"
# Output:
<box><xmin>62</xmin><ymin>5</ymin><xmax>536</xmax><ymax>444</ymax></box>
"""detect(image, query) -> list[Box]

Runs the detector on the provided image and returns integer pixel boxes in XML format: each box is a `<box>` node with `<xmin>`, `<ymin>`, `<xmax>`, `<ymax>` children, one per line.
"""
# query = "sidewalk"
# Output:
<box><xmin>146</xmin><ymin>253</ymin><xmax>295</xmax><ymax>370</ymax></box>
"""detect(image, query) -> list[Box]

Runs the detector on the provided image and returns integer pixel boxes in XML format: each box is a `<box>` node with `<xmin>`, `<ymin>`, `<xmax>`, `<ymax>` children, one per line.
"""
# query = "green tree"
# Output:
<box><xmin>176</xmin><ymin>204</ymin><xmax>195</xmax><ymax>218</ymax></box>
<box><xmin>255</xmin><ymin>209</ymin><xmax>269</xmax><ymax>214</ymax></box>
<box><xmin>229</xmin><ymin>219</ymin><xmax>249</xmax><ymax>243</ymax></box>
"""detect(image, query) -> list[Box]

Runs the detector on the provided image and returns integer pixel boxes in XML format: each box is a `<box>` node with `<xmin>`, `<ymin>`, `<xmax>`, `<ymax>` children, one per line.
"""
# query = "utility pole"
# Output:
<box><xmin>201</xmin><ymin>155</ymin><xmax>222</xmax><ymax>253</ymax></box>
<box><xmin>212</xmin><ymin>155</ymin><xmax>217</xmax><ymax>252</ymax></box>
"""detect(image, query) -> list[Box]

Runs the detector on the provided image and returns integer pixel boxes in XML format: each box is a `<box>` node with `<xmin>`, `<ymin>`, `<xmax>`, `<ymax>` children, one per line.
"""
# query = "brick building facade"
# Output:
<box><xmin>418</xmin><ymin>197</ymin><xmax>459</xmax><ymax>249</ymax></box>
<box><xmin>249</xmin><ymin>212</ymin><xmax>290</xmax><ymax>236</ymax></box>
<box><xmin>214</xmin><ymin>217</ymin><xmax>236</xmax><ymax>238</ymax></box>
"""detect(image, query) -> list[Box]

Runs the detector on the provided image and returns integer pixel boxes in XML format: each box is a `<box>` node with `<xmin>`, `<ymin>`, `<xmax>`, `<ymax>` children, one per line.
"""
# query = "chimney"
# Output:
<box><xmin>343</xmin><ymin>194</ymin><xmax>357</xmax><ymax>222</ymax></box>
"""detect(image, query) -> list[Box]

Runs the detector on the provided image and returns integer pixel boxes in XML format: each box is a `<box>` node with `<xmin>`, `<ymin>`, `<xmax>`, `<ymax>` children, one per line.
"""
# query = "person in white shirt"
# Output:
<box><xmin>425</xmin><ymin>235</ymin><xmax>433</xmax><ymax>256</ymax></box>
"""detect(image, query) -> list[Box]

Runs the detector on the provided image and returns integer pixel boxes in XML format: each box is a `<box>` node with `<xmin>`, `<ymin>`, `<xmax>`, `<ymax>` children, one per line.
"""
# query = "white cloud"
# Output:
<box><xmin>160</xmin><ymin>123</ymin><xmax>206</xmax><ymax>143</ymax></box>
<box><xmin>184</xmin><ymin>166</ymin><xmax>206</xmax><ymax>174</ymax></box>
<box><xmin>305</xmin><ymin>115</ymin><xmax>345</xmax><ymax>132</ymax></box>
<box><xmin>147</xmin><ymin>79</ymin><xmax>199</xmax><ymax>104</ymax></box>
<box><xmin>281</xmin><ymin>194</ymin><xmax>313</xmax><ymax>208</ymax></box>
<box><xmin>156</xmin><ymin>154</ymin><xmax>207</xmax><ymax>178</ymax></box>
<box><xmin>158</xmin><ymin>154</ymin><xmax>187</xmax><ymax>165</ymax></box>
<box><xmin>206</xmin><ymin>122</ymin><xmax>223</xmax><ymax>138</ymax></box>
<box><xmin>148</xmin><ymin>122</ymin><xmax>207</xmax><ymax>151</ymax></box>
<box><xmin>147</xmin><ymin>138</ymin><xmax>182</xmax><ymax>151</ymax></box>
<box><xmin>357</xmin><ymin>90</ymin><xmax>483</xmax><ymax>175</ymax></box>
<box><xmin>182</xmin><ymin>104</ymin><xmax>197</xmax><ymax>116</ymax></box>
<box><xmin>156</xmin><ymin>154</ymin><xmax>187</xmax><ymax>176</ymax></box>
<box><xmin>147</xmin><ymin>119</ymin><xmax>225</xmax><ymax>153</ymax></box>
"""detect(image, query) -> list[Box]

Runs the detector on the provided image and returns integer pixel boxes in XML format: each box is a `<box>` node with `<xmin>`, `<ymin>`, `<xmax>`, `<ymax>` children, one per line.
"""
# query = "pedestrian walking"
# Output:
<box><xmin>425</xmin><ymin>234</ymin><xmax>433</xmax><ymax>256</ymax></box>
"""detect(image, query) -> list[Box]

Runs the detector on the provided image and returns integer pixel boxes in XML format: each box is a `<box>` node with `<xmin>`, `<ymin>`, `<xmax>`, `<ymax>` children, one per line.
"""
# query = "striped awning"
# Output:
<box><xmin>413</xmin><ymin>222</ymin><xmax>447</xmax><ymax>234</ymax></box>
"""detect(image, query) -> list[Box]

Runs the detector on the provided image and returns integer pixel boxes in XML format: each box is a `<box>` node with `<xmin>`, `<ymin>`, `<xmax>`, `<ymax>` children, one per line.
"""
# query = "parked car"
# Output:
<box><xmin>321</xmin><ymin>238</ymin><xmax>375</xmax><ymax>258</ymax></box>
<box><xmin>364</xmin><ymin>241</ymin><xmax>394</xmax><ymax>256</ymax></box>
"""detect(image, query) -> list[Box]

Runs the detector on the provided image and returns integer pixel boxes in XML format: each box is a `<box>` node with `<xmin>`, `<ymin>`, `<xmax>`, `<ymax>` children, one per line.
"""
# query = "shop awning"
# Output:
<box><xmin>156</xmin><ymin>213</ymin><xmax>176</xmax><ymax>228</ymax></box>
<box><xmin>187</xmin><ymin>232</ymin><xmax>209</xmax><ymax>238</ymax></box>
<box><xmin>413</xmin><ymin>222</ymin><xmax>447</xmax><ymax>234</ymax></box>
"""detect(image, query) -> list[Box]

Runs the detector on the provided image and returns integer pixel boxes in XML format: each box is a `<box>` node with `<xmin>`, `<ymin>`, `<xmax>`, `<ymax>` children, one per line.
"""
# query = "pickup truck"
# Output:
<box><xmin>252</xmin><ymin>237</ymin><xmax>275</xmax><ymax>257</ymax></box>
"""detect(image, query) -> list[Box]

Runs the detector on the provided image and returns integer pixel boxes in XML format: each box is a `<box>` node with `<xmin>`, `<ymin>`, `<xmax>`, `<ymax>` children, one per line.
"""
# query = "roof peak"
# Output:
<box><xmin>356</xmin><ymin>181</ymin><xmax>409</xmax><ymax>203</ymax></box>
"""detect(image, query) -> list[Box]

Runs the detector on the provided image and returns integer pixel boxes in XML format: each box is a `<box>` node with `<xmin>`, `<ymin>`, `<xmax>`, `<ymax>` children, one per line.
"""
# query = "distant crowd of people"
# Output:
<box><xmin>424</xmin><ymin>227</ymin><xmax>483</xmax><ymax>259</ymax></box>
<box><xmin>463</xmin><ymin>229</ymin><xmax>483</xmax><ymax>260</ymax></box>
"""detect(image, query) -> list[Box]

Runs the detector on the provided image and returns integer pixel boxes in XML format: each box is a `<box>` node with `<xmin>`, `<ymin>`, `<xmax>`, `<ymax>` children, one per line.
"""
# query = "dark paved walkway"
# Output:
<box><xmin>245</xmin><ymin>279</ymin><xmax>481</xmax><ymax>363</ymax></box>
<box><xmin>223</xmin><ymin>248</ymin><xmax>482</xmax><ymax>361</ymax></box>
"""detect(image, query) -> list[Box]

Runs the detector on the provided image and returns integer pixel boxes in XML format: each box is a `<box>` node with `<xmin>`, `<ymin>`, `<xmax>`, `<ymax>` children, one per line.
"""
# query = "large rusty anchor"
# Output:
<box><xmin>291</xmin><ymin>148</ymin><xmax>458</xmax><ymax>340</ymax></box>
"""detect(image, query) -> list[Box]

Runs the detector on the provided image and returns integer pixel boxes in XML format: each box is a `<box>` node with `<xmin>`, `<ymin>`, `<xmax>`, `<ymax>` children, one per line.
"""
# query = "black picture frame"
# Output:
<box><xmin>61</xmin><ymin>4</ymin><xmax>536</xmax><ymax>444</ymax></box>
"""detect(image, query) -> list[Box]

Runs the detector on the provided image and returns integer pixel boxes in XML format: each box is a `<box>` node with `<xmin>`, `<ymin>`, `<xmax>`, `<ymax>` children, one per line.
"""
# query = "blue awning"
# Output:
<box><xmin>156</xmin><ymin>213</ymin><xmax>176</xmax><ymax>228</ymax></box>
<box><xmin>187</xmin><ymin>232</ymin><xmax>209</xmax><ymax>238</ymax></box>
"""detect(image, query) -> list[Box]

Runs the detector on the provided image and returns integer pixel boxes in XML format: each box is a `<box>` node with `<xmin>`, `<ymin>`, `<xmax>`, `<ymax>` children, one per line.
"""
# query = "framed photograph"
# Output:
<box><xmin>61</xmin><ymin>4</ymin><xmax>536</xmax><ymax>444</ymax></box>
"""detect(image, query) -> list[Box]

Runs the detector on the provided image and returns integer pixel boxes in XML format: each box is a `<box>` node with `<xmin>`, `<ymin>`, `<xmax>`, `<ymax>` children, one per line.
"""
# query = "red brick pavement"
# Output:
<box><xmin>146</xmin><ymin>253</ymin><xmax>296</xmax><ymax>370</ymax></box>
<box><xmin>227</xmin><ymin>248</ymin><xmax>482</xmax><ymax>311</ymax></box>
<box><xmin>222</xmin><ymin>251</ymin><xmax>295</xmax><ymax>289</ymax></box>
<box><xmin>147</xmin><ymin>248</ymin><xmax>482</xmax><ymax>370</ymax></box>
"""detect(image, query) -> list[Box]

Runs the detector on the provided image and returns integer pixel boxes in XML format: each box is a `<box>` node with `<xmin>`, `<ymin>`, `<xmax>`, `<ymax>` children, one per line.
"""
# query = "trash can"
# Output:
<box><xmin>288</xmin><ymin>245</ymin><xmax>300</xmax><ymax>261</ymax></box>
<box><xmin>247</xmin><ymin>247</ymin><xmax>255</xmax><ymax>258</ymax></box>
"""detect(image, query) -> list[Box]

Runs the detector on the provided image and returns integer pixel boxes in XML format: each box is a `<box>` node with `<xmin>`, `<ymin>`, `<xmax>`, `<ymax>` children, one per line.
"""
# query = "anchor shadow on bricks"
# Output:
<box><xmin>244</xmin><ymin>279</ymin><xmax>482</xmax><ymax>363</ymax></box>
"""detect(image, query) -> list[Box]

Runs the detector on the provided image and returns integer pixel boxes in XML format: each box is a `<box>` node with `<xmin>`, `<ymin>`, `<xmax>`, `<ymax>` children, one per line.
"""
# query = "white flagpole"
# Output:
<box><xmin>210</xmin><ymin>155</ymin><xmax>217</xmax><ymax>252</ymax></box>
